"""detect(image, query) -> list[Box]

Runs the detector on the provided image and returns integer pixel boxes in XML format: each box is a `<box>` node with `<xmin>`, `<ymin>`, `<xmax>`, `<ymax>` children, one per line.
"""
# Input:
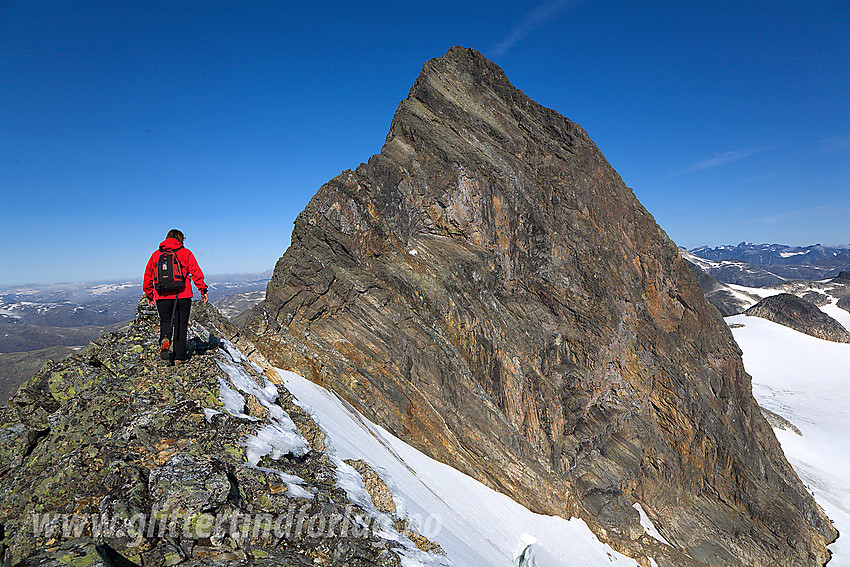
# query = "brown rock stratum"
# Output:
<box><xmin>244</xmin><ymin>47</ymin><xmax>836</xmax><ymax>566</ymax></box>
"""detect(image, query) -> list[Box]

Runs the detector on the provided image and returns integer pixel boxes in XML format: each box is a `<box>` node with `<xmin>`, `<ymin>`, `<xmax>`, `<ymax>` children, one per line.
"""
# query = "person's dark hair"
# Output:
<box><xmin>166</xmin><ymin>229</ymin><xmax>185</xmax><ymax>243</ymax></box>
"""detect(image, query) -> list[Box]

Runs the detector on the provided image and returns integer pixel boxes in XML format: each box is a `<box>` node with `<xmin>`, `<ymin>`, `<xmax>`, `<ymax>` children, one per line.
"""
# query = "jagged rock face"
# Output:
<box><xmin>746</xmin><ymin>293</ymin><xmax>850</xmax><ymax>343</ymax></box>
<box><xmin>244</xmin><ymin>47</ymin><xmax>836</xmax><ymax>565</ymax></box>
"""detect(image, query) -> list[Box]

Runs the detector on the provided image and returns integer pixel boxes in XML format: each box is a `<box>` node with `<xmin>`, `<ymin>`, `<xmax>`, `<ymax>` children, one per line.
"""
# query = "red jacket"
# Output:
<box><xmin>143</xmin><ymin>238</ymin><xmax>208</xmax><ymax>300</ymax></box>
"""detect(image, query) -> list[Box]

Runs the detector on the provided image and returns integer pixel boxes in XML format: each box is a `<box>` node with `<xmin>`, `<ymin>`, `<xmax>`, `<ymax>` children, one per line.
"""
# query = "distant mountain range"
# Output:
<box><xmin>689</xmin><ymin>242</ymin><xmax>850</xmax><ymax>281</ymax></box>
<box><xmin>0</xmin><ymin>270</ymin><xmax>272</xmax><ymax>345</ymax></box>
<box><xmin>681</xmin><ymin>245</ymin><xmax>850</xmax><ymax>320</ymax></box>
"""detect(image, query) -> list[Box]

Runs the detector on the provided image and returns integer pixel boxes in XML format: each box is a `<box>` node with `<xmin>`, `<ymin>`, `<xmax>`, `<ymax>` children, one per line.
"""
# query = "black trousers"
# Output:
<box><xmin>156</xmin><ymin>298</ymin><xmax>192</xmax><ymax>361</ymax></box>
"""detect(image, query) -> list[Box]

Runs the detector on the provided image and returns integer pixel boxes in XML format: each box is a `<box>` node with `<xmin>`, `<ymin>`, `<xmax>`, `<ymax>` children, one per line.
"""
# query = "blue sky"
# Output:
<box><xmin>2</xmin><ymin>1</ymin><xmax>848</xmax><ymax>285</ymax></box>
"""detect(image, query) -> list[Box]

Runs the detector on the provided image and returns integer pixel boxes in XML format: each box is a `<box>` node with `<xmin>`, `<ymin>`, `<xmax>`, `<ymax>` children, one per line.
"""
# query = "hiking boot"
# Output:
<box><xmin>173</xmin><ymin>359</ymin><xmax>186</xmax><ymax>366</ymax></box>
<box><xmin>160</xmin><ymin>338</ymin><xmax>171</xmax><ymax>360</ymax></box>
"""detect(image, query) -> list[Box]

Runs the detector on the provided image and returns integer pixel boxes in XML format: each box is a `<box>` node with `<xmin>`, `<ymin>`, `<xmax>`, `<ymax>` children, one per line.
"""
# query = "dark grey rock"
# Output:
<box><xmin>759</xmin><ymin>406</ymin><xmax>802</xmax><ymax>436</ymax></box>
<box><xmin>832</xmin><ymin>270</ymin><xmax>850</xmax><ymax>283</ymax></box>
<box><xmin>800</xmin><ymin>290</ymin><xmax>830</xmax><ymax>306</ymax></box>
<box><xmin>746</xmin><ymin>293</ymin><xmax>850</xmax><ymax>342</ymax></box>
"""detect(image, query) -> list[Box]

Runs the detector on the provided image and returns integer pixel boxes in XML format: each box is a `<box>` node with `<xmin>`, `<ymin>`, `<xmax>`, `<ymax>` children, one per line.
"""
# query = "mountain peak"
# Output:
<box><xmin>416</xmin><ymin>46</ymin><xmax>513</xmax><ymax>89</ymax></box>
<box><xmin>247</xmin><ymin>49</ymin><xmax>835</xmax><ymax>564</ymax></box>
<box><xmin>398</xmin><ymin>46</ymin><xmax>589</xmax><ymax>150</ymax></box>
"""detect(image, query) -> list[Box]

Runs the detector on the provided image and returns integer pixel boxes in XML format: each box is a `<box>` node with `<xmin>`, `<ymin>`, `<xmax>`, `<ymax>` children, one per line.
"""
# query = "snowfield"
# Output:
<box><xmin>729</xmin><ymin>310</ymin><xmax>850</xmax><ymax>565</ymax></box>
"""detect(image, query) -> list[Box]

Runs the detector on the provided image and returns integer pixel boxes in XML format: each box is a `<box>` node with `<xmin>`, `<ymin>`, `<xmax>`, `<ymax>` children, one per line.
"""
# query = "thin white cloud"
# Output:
<box><xmin>667</xmin><ymin>148</ymin><xmax>763</xmax><ymax>178</ymax></box>
<box><xmin>755</xmin><ymin>206</ymin><xmax>829</xmax><ymax>225</ymax></box>
<box><xmin>733</xmin><ymin>170</ymin><xmax>781</xmax><ymax>186</ymax></box>
<box><xmin>751</xmin><ymin>204</ymin><xmax>850</xmax><ymax>225</ymax></box>
<box><xmin>818</xmin><ymin>133</ymin><xmax>850</xmax><ymax>153</ymax></box>
<box><xmin>492</xmin><ymin>0</ymin><xmax>583</xmax><ymax>58</ymax></box>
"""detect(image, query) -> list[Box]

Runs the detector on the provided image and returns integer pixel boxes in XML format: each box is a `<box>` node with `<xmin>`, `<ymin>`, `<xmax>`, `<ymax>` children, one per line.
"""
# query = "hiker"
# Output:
<box><xmin>143</xmin><ymin>229</ymin><xmax>208</xmax><ymax>366</ymax></box>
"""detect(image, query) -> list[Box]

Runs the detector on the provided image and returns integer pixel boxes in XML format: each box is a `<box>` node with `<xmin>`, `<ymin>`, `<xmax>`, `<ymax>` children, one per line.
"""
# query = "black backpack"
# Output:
<box><xmin>154</xmin><ymin>247</ymin><xmax>186</xmax><ymax>295</ymax></box>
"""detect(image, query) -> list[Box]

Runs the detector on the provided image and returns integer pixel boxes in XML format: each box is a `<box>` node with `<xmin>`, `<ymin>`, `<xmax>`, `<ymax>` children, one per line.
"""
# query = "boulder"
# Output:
<box><xmin>746</xmin><ymin>292</ymin><xmax>850</xmax><ymax>342</ymax></box>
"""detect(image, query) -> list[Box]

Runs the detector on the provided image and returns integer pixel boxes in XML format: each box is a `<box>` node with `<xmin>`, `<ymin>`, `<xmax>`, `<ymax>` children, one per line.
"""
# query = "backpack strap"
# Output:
<box><xmin>171</xmin><ymin>248</ymin><xmax>185</xmax><ymax>297</ymax></box>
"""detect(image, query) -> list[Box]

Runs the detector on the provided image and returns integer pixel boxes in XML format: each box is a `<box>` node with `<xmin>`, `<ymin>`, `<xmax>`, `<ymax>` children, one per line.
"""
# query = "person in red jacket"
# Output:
<box><xmin>143</xmin><ymin>229</ymin><xmax>208</xmax><ymax>365</ymax></box>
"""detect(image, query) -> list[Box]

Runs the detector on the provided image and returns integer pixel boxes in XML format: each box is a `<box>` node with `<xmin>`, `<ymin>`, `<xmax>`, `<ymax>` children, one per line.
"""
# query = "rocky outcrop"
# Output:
<box><xmin>832</xmin><ymin>270</ymin><xmax>850</xmax><ymax>284</ymax></box>
<box><xmin>683</xmin><ymin>259</ymin><xmax>753</xmax><ymax>316</ymax></box>
<box><xmin>759</xmin><ymin>406</ymin><xmax>802</xmax><ymax>436</ymax></box>
<box><xmin>800</xmin><ymin>290</ymin><xmax>831</xmax><ymax>306</ymax></box>
<box><xmin>0</xmin><ymin>300</ymin><xmax>434</xmax><ymax>566</ymax></box>
<box><xmin>243</xmin><ymin>47</ymin><xmax>836</xmax><ymax>565</ymax></box>
<box><xmin>746</xmin><ymin>292</ymin><xmax>850</xmax><ymax>342</ymax></box>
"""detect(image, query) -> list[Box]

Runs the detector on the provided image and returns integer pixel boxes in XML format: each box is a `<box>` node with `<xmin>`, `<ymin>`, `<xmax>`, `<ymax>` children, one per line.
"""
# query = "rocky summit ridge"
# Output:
<box><xmin>243</xmin><ymin>47</ymin><xmax>836</xmax><ymax>565</ymax></box>
<box><xmin>0</xmin><ymin>300</ymin><xmax>443</xmax><ymax>566</ymax></box>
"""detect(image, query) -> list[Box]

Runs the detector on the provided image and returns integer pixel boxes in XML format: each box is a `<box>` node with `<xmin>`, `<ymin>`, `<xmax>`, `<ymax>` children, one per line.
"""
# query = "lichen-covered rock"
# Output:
<box><xmin>344</xmin><ymin>459</ymin><xmax>444</xmax><ymax>556</ymax></box>
<box><xmin>244</xmin><ymin>47</ymin><xmax>836</xmax><ymax>565</ymax></box>
<box><xmin>345</xmin><ymin>460</ymin><xmax>396</xmax><ymax>516</ymax></box>
<box><xmin>746</xmin><ymin>292</ymin><xmax>850</xmax><ymax>343</ymax></box>
<box><xmin>0</xmin><ymin>299</ymin><xmax>411</xmax><ymax>566</ymax></box>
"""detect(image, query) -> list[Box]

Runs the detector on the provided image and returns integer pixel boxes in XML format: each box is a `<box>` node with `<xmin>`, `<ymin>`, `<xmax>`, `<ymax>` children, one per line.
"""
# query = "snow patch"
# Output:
<box><xmin>822</xmin><ymin>300</ymin><xmax>850</xmax><ymax>334</ymax></box>
<box><xmin>90</xmin><ymin>282</ymin><xmax>137</xmax><ymax>295</ymax></box>
<box><xmin>244</xmin><ymin>423</ymin><xmax>310</xmax><ymax>467</ymax></box>
<box><xmin>203</xmin><ymin>408</ymin><xmax>222</xmax><ymax>422</ymax></box>
<box><xmin>252</xmin><ymin>465</ymin><xmax>314</xmax><ymax>500</ymax></box>
<box><xmin>216</xmin><ymin>374</ymin><xmax>251</xmax><ymax>419</ymax></box>
<box><xmin>212</xmin><ymin>340</ymin><xmax>310</xmax><ymax>467</ymax></box>
<box><xmin>726</xmin><ymin>283</ymin><xmax>782</xmax><ymax>299</ymax></box>
<box><xmin>632</xmin><ymin>503</ymin><xmax>670</xmax><ymax>546</ymax></box>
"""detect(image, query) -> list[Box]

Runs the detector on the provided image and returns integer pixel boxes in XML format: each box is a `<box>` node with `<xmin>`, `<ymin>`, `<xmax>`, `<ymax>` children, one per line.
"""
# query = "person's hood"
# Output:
<box><xmin>158</xmin><ymin>237</ymin><xmax>184</xmax><ymax>252</ymax></box>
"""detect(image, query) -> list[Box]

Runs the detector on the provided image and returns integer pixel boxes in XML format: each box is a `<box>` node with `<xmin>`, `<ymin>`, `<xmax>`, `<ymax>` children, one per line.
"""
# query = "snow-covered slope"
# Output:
<box><xmin>275</xmin><ymin>368</ymin><xmax>643</xmax><ymax>567</ymax></box>
<box><xmin>823</xmin><ymin>300</ymin><xmax>850</xmax><ymax>333</ymax></box>
<box><xmin>729</xmin><ymin>314</ymin><xmax>850</xmax><ymax>564</ymax></box>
